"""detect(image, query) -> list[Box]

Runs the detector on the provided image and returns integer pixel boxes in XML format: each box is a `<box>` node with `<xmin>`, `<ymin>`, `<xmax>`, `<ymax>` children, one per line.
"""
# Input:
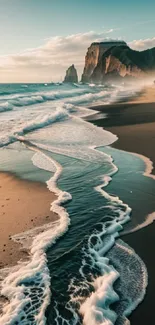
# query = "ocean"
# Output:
<box><xmin>0</xmin><ymin>82</ymin><xmax>149</xmax><ymax>325</ymax></box>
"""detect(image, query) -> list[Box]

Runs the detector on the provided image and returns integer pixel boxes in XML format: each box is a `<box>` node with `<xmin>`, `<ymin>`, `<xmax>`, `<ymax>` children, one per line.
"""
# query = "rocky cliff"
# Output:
<box><xmin>81</xmin><ymin>41</ymin><xmax>127</xmax><ymax>82</ymax></box>
<box><xmin>64</xmin><ymin>64</ymin><xmax>78</xmax><ymax>83</ymax></box>
<box><xmin>82</xmin><ymin>42</ymin><xmax>155</xmax><ymax>83</ymax></box>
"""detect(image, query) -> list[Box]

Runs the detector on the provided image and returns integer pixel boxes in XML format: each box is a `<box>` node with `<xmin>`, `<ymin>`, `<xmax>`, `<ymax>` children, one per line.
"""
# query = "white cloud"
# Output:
<box><xmin>129</xmin><ymin>37</ymin><xmax>155</xmax><ymax>51</ymax></box>
<box><xmin>0</xmin><ymin>31</ymin><xmax>155</xmax><ymax>82</ymax></box>
<box><xmin>0</xmin><ymin>31</ymin><xmax>119</xmax><ymax>82</ymax></box>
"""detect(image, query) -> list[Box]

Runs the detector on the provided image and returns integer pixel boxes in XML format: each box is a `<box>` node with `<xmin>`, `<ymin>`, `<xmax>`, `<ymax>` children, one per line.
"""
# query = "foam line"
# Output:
<box><xmin>115</xmin><ymin>148</ymin><xmax>155</xmax><ymax>235</ymax></box>
<box><xmin>122</xmin><ymin>212</ymin><xmax>155</xmax><ymax>235</ymax></box>
<box><xmin>111</xmin><ymin>147</ymin><xmax>155</xmax><ymax>181</ymax></box>
<box><xmin>132</xmin><ymin>151</ymin><xmax>155</xmax><ymax>180</ymax></box>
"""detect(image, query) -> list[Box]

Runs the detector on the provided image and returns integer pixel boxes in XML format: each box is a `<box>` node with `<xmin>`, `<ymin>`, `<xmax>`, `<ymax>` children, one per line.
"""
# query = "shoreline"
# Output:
<box><xmin>87</xmin><ymin>86</ymin><xmax>155</xmax><ymax>325</ymax></box>
<box><xmin>0</xmin><ymin>172</ymin><xmax>58</xmax><ymax>269</ymax></box>
<box><xmin>87</xmin><ymin>87</ymin><xmax>155</xmax><ymax>175</ymax></box>
<box><xmin>0</xmin><ymin>85</ymin><xmax>154</xmax><ymax>323</ymax></box>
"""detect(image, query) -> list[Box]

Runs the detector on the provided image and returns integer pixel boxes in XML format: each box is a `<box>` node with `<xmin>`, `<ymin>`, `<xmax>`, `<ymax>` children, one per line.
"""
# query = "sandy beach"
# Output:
<box><xmin>88</xmin><ymin>86</ymin><xmax>155</xmax><ymax>325</ymax></box>
<box><xmin>0</xmin><ymin>172</ymin><xmax>58</xmax><ymax>268</ymax></box>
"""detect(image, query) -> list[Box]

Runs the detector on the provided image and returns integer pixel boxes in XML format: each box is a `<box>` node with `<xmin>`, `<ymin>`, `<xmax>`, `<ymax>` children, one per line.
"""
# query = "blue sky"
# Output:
<box><xmin>1</xmin><ymin>0</ymin><xmax>155</xmax><ymax>55</ymax></box>
<box><xmin>0</xmin><ymin>0</ymin><xmax>155</xmax><ymax>81</ymax></box>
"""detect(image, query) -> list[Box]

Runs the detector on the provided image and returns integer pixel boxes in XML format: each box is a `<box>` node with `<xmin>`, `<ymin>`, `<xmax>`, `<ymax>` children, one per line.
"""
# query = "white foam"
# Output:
<box><xmin>0</xmin><ymin>83</ymin><xmax>137</xmax><ymax>149</ymax></box>
<box><xmin>0</xmin><ymin>104</ymin><xmax>69</xmax><ymax>147</ymax></box>
<box><xmin>123</xmin><ymin>211</ymin><xmax>155</xmax><ymax>235</ymax></box>
<box><xmin>80</xmin><ymin>271</ymin><xmax>119</xmax><ymax>325</ymax></box>
<box><xmin>0</xmin><ymin>87</ymin><xmax>91</xmax><ymax>109</ymax></box>
<box><xmin>32</xmin><ymin>152</ymin><xmax>56</xmax><ymax>173</ymax></box>
<box><xmin>24</xmin><ymin>112</ymin><xmax>117</xmax><ymax>164</ymax></box>
<box><xmin>77</xmin><ymin>154</ymin><xmax>131</xmax><ymax>325</ymax></box>
<box><xmin>131</xmin><ymin>151</ymin><xmax>155</xmax><ymax>180</ymax></box>
<box><xmin>0</xmin><ymin>102</ymin><xmax>13</xmax><ymax>113</ymax></box>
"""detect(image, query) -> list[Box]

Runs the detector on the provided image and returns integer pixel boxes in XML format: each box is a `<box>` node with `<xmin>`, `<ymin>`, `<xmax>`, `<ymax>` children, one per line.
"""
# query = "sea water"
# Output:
<box><xmin>0</xmin><ymin>82</ymin><xmax>148</xmax><ymax>325</ymax></box>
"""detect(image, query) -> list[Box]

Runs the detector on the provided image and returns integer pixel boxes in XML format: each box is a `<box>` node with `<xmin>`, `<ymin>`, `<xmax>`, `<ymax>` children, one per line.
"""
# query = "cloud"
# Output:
<box><xmin>0</xmin><ymin>31</ymin><xmax>119</xmax><ymax>82</ymax></box>
<box><xmin>129</xmin><ymin>37</ymin><xmax>155</xmax><ymax>51</ymax></box>
<box><xmin>0</xmin><ymin>30</ymin><xmax>154</xmax><ymax>82</ymax></box>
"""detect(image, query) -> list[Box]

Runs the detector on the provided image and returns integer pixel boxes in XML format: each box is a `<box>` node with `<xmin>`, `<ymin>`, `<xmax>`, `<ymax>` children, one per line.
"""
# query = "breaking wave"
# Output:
<box><xmin>0</xmin><ymin>102</ymin><xmax>13</xmax><ymax>113</ymax></box>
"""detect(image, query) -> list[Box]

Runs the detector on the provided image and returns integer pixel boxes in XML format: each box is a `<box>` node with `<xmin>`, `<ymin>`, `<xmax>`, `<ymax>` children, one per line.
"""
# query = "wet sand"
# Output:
<box><xmin>88</xmin><ymin>86</ymin><xmax>155</xmax><ymax>325</ymax></box>
<box><xmin>0</xmin><ymin>172</ymin><xmax>58</xmax><ymax>268</ymax></box>
<box><xmin>87</xmin><ymin>87</ymin><xmax>155</xmax><ymax>175</ymax></box>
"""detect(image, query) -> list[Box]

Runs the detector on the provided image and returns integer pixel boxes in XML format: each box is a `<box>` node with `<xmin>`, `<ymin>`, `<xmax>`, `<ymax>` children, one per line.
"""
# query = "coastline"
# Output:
<box><xmin>0</xmin><ymin>84</ymin><xmax>154</xmax><ymax>323</ymax></box>
<box><xmin>87</xmin><ymin>86</ymin><xmax>155</xmax><ymax>324</ymax></box>
<box><xmin>0</xmin><ymin>172</ymin><xmax>58</xmax><ymax>269</ymax></box>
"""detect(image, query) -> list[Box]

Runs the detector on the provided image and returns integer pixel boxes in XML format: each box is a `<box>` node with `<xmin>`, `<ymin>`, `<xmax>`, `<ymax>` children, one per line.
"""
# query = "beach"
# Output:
<box><xmin>0</xmin><ymin>82</ymin><xmax>154</xmax><ymax>324</ymax></box>
<box><xmin>0</xmin><ymin>172</ymin><xmax>58</xmax><ymax>268</ymax></box>
<box><xmin>88</xmin><ymin>86</ymin><xmax>155</xmax><ymax>325</ymax></box>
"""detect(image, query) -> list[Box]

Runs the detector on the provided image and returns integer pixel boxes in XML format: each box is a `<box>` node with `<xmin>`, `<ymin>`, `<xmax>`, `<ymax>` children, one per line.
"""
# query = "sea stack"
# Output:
<box><xmin>64</xmin><ymin>64</ymin><xmax>78</xmax><ymax>83</ymax></box>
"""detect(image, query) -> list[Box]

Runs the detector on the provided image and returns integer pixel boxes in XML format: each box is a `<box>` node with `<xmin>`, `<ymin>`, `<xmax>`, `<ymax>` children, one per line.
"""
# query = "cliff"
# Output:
<box><xmin>64</xmin><ymin>64</ymin><xmax>78</xmax><ymax>83</ymax></box>
<box><xmin>81</xmin><ymin>41</ymin><xmax>127</xmax><ymax>82</ymax></box>
<box><xmin>81</xmin><ymin>42</ymin><xmax>155</xmax><ymax>83</ymax></box>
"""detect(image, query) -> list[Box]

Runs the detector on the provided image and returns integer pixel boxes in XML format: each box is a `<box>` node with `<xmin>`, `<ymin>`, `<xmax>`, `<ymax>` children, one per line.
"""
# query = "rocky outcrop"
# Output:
<box><xmin>81</xmin><ymin>41</ymin><xmax>127</xmax><ymax>82</ymax></box>
<box><xmin>64</xmin><ymin>64</ymin><xmax>78</xmax><ymax>83</ymax></box>
<box><xmin>82</xmin><ymin>42</ymin><xmax>155</xmax><ymax>83</ymax></box>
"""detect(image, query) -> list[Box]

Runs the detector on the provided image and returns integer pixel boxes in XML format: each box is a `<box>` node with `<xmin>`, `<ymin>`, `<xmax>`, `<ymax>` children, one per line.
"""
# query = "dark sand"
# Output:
<box><xmin>88</xmin><ymin>87</ymin><xmax>155</xmax><ymax>325</ymax></box>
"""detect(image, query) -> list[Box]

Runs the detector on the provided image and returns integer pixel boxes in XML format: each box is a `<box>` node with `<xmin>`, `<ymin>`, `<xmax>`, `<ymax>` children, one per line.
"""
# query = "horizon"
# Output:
<box><xmin>0</xmin><ymin>0</ymin><xmax>155</xmax><ymax>82</ymax></box>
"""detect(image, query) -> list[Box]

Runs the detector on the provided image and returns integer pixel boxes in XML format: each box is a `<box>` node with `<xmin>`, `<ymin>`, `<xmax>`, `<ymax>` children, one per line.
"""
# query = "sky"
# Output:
<box><xmin>0</xmin><ymin>0</ymin><xmax>155</xmax><ymax>82</ymax></box>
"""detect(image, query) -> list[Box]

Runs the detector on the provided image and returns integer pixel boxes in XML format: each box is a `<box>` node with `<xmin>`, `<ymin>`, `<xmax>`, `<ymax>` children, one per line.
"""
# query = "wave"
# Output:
<box><xmin>0</xmin><ymin>100</ymin><xmax>116</xmax><ymax>152</ymax></box>
<box><xmin>0</xmin><ymin>102</ymin><xmax>13</xmax><ymax>113</ymax></box>
<box><xmin>0</xmin><ymin>104</ymin><xmax>70</xmax><ymax>148</ymax></box>
<box><xmin>17</xmin><ymin>106</ymin><xmax>68</xmax><ymax>135</ymax></box>
<box><xmin>0</xmin><ymin>87</ymin><xmax>91</xmax><ymax>109</ymax></box>
<box><xmin>0</xmin><ymin>85</ymin><xmax>118</xmax><ymax>114</ymax></box>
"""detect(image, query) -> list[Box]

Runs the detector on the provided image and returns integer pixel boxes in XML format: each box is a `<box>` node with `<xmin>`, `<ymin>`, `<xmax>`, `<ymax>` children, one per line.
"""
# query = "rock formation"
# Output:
<box><xmin>81</xmin><ymin>42</ymin><xmax>155</xmax><ymax>83</ymax></box>
<box><xmin>81</xmin><ymin>41</ymin><xmax>127</xmax><ymax>82</ymax></box>
<box><xmin>64</xmin><ymin>64</ymin><xmax>78</xmax><ymax>83</ymax></box>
